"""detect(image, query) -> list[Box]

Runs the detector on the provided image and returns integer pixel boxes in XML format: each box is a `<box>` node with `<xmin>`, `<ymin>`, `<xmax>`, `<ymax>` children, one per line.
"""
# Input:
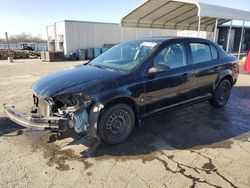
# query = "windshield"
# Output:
<box><xmin>89</xmin><ymin>40</ymin><xmax>159</xmax><ymax>71</ymax></box>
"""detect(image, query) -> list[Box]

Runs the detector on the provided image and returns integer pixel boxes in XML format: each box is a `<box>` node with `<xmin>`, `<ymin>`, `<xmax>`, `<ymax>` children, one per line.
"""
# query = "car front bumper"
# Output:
<box><xmin>3</xmin><ymin>103</ymin><xmax>68</xmax><ymax>131</ymax></box>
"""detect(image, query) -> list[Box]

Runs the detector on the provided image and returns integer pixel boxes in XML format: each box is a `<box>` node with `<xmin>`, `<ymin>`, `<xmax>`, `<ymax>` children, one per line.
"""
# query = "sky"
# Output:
<box><xmin>0</xmin><ymin>0</ymin><xmax>249</xmax><ymax>39</ymax></box>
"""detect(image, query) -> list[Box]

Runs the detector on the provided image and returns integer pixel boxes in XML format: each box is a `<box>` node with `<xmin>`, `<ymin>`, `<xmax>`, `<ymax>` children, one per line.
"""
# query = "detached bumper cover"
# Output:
<box><xmin>3</xmin><ymin>103</ymin><xmax>68</xmax><ymax>131</ymax></box>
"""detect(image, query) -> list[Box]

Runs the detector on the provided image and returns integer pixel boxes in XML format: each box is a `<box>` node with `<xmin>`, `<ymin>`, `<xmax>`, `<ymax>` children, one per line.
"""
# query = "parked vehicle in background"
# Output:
<box><xmin>3</xmin><ymin>37</ymin><xmax>239</xmax><ymax>145</ymax></box>
<box><xmin>21</xmin><ymin>44</ymin><xmax>34</xmax><ymax>51</ymax></box>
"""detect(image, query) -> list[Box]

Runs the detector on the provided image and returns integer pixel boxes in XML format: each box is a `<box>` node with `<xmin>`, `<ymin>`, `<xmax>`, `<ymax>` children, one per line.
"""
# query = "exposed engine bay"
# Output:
<box><xmin>4</xmin><ymin>93</ymin><xmax>104</xmax><ymax>138</ymax></box>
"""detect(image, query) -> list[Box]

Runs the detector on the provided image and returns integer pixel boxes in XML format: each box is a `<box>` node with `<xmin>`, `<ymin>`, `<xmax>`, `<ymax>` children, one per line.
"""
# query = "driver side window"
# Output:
<box><xmin>154</xmin><ymin>43</ymin><xmax>187</xmax><ymax>69</ymax></box>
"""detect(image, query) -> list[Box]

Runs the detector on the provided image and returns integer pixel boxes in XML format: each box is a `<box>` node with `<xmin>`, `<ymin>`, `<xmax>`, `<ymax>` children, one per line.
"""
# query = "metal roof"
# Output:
<box><xmin>121</xmin><ymin>0</ymin><xmax>250</xmax><ymax>31</ymax></box>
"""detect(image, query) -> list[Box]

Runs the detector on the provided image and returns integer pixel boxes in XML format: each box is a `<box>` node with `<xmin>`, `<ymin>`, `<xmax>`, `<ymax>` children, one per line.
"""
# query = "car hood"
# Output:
<box><xmin>32</xmin><ymin>65</ymin><xmax>122</xmax><ymax>97</ymax></box>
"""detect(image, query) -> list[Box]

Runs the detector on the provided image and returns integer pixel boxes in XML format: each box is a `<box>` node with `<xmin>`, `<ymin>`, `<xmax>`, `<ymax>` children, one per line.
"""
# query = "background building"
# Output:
<box><xmin>47</xmin><ymin>20</ymin><xmax>177</xmax><ymax>57</ymax></box>
<box><xmin>47</xmin><ymin>20</ymin><xmax>250</xmax><ymax>58</ymax></box>
<box><xmin>218</xmin><ymin>25</ymin><xmax>250</xmax><ymax>53</ymax></box>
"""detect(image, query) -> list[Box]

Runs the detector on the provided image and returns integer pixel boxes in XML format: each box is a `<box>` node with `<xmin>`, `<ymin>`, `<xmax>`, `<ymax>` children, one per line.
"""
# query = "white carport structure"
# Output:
<box><xmin>121</xmin><ymin>0</ymin><xmax>250</xmax><ymax>59</ymax></box>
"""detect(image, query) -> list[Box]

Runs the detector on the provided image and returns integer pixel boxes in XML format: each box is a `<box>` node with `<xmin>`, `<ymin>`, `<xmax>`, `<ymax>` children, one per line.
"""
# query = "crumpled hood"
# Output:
<box><xmin>32</xmin><ymin>65</ymin><xmax>122</xmax><ymax>97</ymax></box>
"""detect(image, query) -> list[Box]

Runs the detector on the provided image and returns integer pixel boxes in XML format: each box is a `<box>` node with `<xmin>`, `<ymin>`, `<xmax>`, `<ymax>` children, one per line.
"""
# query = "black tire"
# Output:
<box><xmin>209</xmin><ymin>79</ymin><xmax>232</xmax><ymax>108</ymax></box>
<box><xmin>98</xmin><ymin>104</ymin><xmax>135</xmax><ymax>145</ymax></box>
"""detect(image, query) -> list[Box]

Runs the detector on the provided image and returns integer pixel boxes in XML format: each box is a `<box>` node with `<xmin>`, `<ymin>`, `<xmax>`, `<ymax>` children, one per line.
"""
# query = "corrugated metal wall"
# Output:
<box><xmin>0</xmin><ymin>44</ymin><xmax>21</xmax><ymax>50</ymax></box>
<box><xmin>0</xmin><ymin>43</ymin><xmax>47</xmax><ymax>51</ymax></box>
<box><xmin>64</xmin><ymin>21</ymin><xmax>121</xmax><ymax>56</ymax></box>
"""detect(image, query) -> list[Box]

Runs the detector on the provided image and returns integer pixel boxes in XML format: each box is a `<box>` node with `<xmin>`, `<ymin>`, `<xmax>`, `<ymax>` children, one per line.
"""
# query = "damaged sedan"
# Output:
<box><xmin>3</xmin><ymin>37</ymin><xmax>239</xmax><ymax>145</ymax></box>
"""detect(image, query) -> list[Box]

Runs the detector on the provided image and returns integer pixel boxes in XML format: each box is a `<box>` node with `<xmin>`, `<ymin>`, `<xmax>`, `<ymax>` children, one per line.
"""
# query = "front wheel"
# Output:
<box><xmin>209</xmin><ymin>79</ymin><xmax>232</xmax><ymax>108</ymax></box>
<box><xmin>98</xmin><ymin>104</ymin><xmax>135</xmax><ymax>145</ymax></box>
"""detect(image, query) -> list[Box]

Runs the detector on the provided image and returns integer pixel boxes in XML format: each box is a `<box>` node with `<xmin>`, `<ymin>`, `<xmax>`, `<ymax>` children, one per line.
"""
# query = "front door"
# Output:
<box><xmin>142</xmin><ymin>42</ymin><xmax>193</xmax><ymax>116</ymax></box>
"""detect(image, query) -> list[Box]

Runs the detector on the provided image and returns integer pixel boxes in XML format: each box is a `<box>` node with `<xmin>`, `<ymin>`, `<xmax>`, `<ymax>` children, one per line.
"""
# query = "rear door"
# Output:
<box><xmin>187</xmin><ymin>40</ymin><xmax>220</xmax><ymax>99</ymax></box>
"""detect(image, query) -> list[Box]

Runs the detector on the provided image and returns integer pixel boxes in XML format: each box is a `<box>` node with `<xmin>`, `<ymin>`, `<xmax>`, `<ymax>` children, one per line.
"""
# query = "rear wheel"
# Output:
<box><xmin>209</xmin><ymin>79</ymin><xmax>232</xmax><ymax>108</ymax></box>
<box><xmin>98</xmin><ymin>104</ymin><xmax>135</xmax><ymax>145</ymax></box>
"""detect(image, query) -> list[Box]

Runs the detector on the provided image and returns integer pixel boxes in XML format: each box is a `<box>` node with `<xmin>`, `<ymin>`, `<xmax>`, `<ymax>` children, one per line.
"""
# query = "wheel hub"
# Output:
<box><xmin>217</xmin><ymin>83</ymin><xmax>230</xmax><ymax>104</ymax></box>
<box><xmin>106</xmin><ymin>110</ymin><xmax>130</xmax><ymax>137</ymax></box>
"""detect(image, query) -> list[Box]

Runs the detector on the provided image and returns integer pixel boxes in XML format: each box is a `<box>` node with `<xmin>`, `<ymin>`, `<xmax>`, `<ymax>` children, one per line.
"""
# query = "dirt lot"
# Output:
<box><xmin>0</xmin><ymin>59</ymin><xmax>250</xmax><ymax>188</ymax></box>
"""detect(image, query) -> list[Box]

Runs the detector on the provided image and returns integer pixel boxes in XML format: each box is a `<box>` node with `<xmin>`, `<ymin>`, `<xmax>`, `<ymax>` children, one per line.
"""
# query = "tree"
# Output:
<box><xmin>0</xmin><ymin>33</ymin><xmax>46</xmax><ymax>43</ymax></box>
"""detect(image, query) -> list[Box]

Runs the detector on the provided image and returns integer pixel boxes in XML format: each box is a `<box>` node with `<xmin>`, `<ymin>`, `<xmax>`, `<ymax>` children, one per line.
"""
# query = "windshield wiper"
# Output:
<box><xmin>92</xmin><ymin>64</ymin><xmax>106</xmax><ymax>69</ymax></box>
<box><xmin>92</xmin><ymin>64</ymin><xmax>116</xmax><ymax>71</ymax></box>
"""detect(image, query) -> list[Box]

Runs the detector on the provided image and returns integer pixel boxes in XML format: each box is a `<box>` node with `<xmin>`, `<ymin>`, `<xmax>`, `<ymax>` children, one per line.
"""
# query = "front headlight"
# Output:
<box><xmin>54</xmin><ymin>93</ymin><xmax>92</xmax><ymax>114</ymax></box>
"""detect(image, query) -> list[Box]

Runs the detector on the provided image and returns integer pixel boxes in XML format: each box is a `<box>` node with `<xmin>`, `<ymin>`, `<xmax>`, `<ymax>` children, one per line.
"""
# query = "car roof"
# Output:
<box><xmin>128</xmin><ymin>37</ymin><xmax>213</xmax><ymax>44</ymax></box>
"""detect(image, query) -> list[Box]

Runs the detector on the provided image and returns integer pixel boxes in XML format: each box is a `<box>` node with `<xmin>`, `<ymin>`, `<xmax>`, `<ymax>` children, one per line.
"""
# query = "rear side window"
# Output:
<box><xmin>190</xmin><ymin>43</ymin><xmax>212</xmax><ymax>64</ymax></box>
<box><xmin>210</xmin><ymin>45</ymin><xmax>218</xmax><ymax>60</ymax></box>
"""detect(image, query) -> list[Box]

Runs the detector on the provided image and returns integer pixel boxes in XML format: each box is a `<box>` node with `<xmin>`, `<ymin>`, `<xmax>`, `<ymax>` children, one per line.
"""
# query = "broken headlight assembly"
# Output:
<box><xmin>53</xmin><ymin>93</ymin><xmax>93</xmax><ymax>133</ymax></box>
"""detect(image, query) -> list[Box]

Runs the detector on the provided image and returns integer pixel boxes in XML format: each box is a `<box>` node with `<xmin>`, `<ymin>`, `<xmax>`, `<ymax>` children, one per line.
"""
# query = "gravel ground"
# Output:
<box><xmin>0</xmin><ymin>59</ymin><xmax>250</xmax><ymax>188</ymax></box>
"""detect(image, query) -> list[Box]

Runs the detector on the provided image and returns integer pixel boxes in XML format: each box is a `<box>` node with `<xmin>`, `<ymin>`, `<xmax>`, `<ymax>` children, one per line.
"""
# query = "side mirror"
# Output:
<box><xmin>148</xmin><ymin>64</ymin><xmax>170</xmax><ymax>75</ymax></box>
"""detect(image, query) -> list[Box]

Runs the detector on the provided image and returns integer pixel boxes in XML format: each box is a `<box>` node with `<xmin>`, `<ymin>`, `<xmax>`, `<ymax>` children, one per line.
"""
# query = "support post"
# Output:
<box><xmin>226</xmin><ymin>21</ymin><xmax>233</xmax><ymax>52</ymax></box>
<box><xmin>213</xmin><ymin>18</ymin><xmax>218</xmax><ymax>42</ymax></box>
<box><xmin>238</xmin><ymin>21</ymin><xmax>245</xmax><ymax>61</ymax></box>
<box><xmin>121</xmin><ymin>27</ymin><xmax>123</xmax><ymax>41</ymax></box>
<box><xmin>137</xmin><ymin>28</ymin><xmax>139</xmax><ymax>39</ymax></box>
<box><xmin>197</xmin><ymin>16</ymin><xmax>201</xmax><ymax>37</ymax></box>
<box><xmin>5</xmin><ymin>32</ymin><xmax>13</xmax><ymax>63</ymax></box>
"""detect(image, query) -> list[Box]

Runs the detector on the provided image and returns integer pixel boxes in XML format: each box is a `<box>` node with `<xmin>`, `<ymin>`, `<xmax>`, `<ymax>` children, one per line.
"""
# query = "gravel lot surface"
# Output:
<box><xmin>0</xmin><ymin>59</ymin><xmax>250</xmax><ymax>188</ymax></box>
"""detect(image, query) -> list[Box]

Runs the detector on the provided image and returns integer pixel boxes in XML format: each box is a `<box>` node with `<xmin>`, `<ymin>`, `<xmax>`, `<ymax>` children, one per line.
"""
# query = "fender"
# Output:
<box><xmin>213</xmin><ymin>69</ymin><xmax>233</xmax><ymax>91</ymax></box>
<box><xmin>90</xmin><ymin>87</ymin><xmax>142</xmax><ymax>124</ymax></box>
<box><xmin>91</xmin><ymin>88</ymin><xmax>132</xmax><ymax>104</ymax></box>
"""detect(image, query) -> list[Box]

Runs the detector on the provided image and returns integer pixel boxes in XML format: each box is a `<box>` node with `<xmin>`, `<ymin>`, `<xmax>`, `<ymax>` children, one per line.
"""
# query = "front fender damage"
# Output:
<box><xmin>71</xmin><ymin>102</ymin><xmax>104</xmax><ymax>138</ymax></box>
<box><xmin>88</xmin><ymin>103</ymin><xmax>104</xmax><ymax>138</ymax></box>
<box><xmin>50</xmin><ymin>93</ymin><xmax>104</xmax><ymax>138</ymax></box>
